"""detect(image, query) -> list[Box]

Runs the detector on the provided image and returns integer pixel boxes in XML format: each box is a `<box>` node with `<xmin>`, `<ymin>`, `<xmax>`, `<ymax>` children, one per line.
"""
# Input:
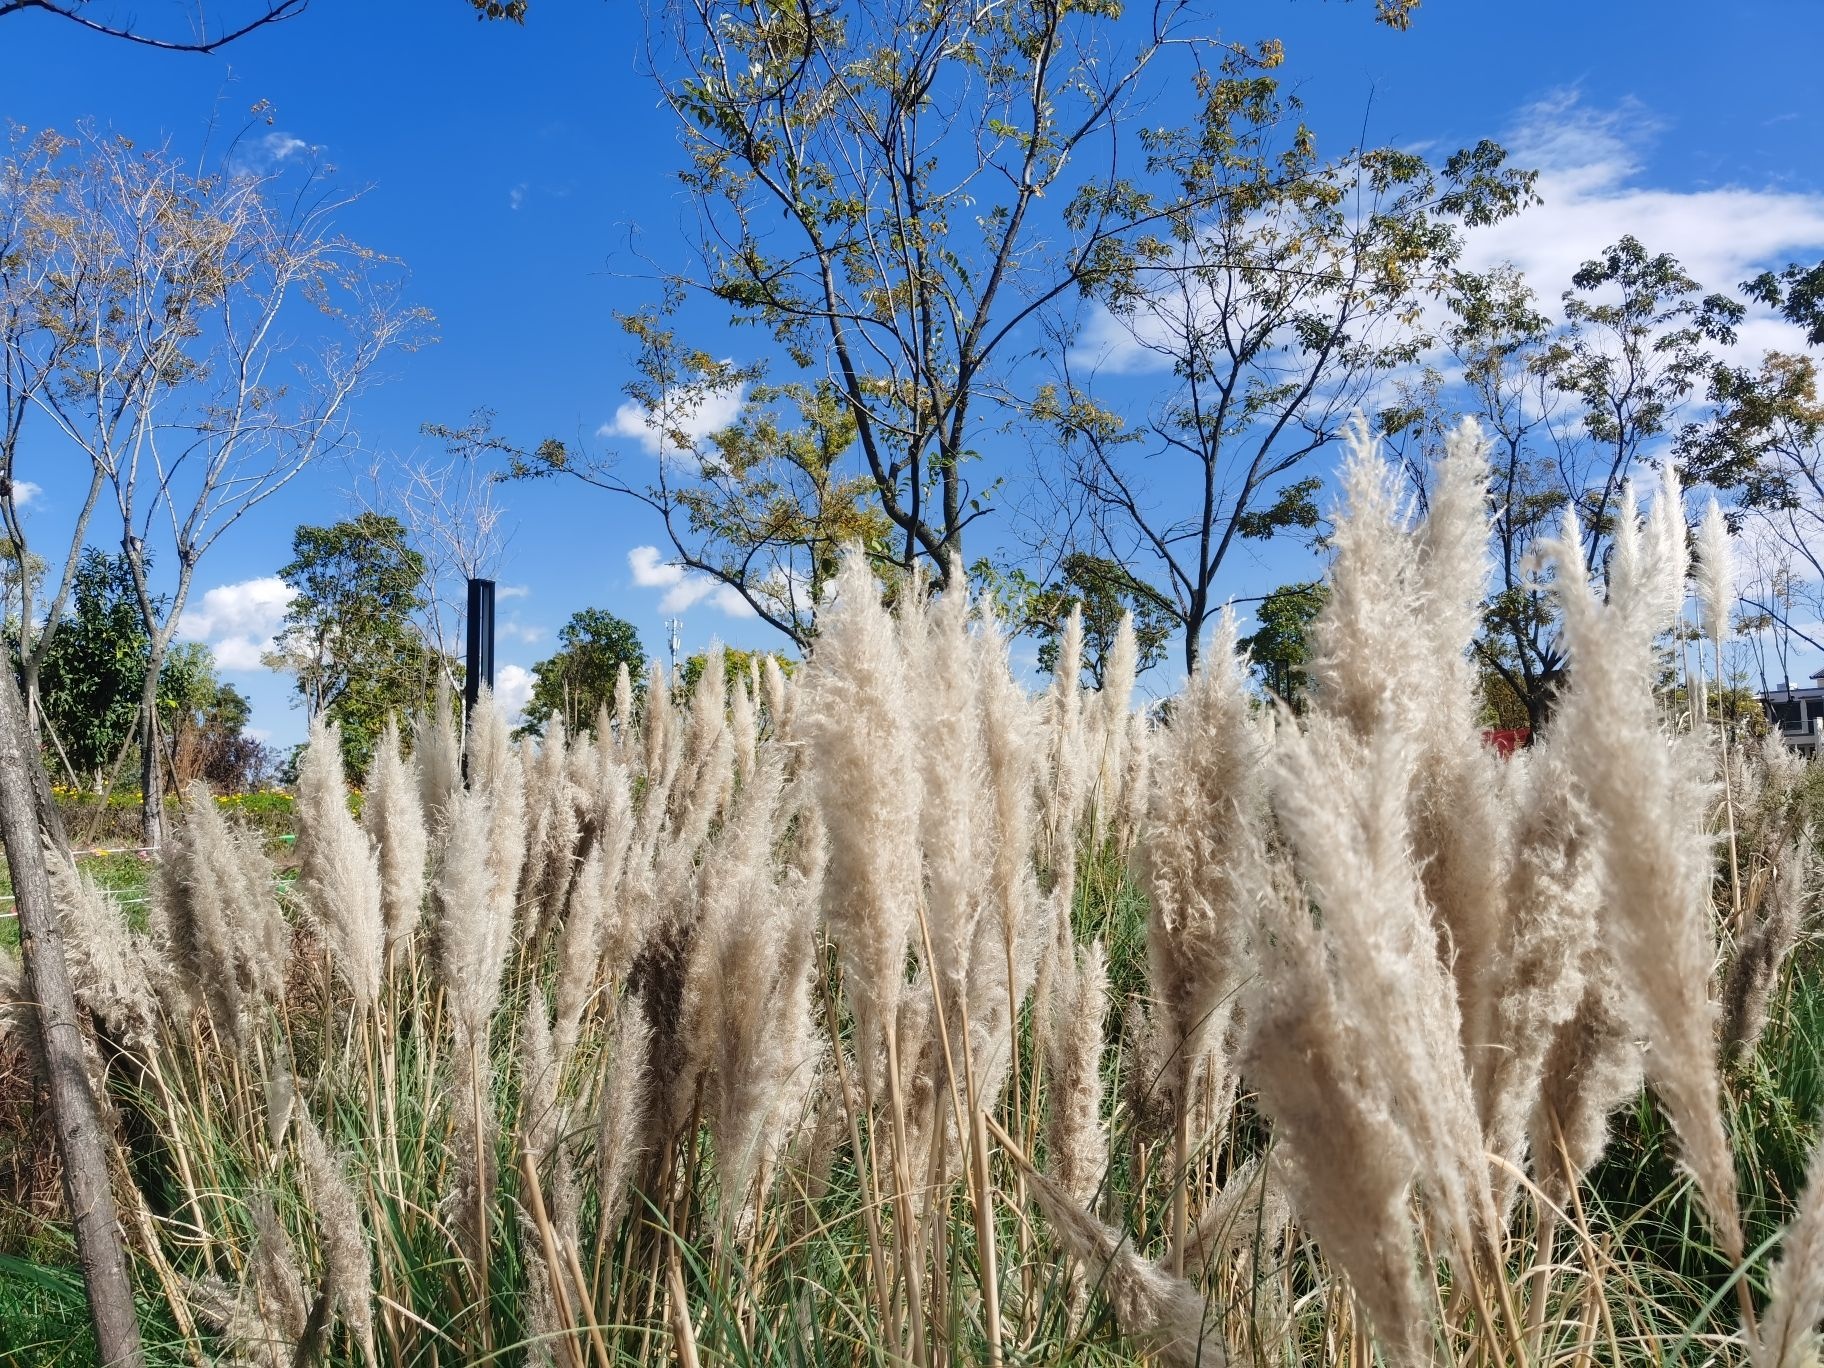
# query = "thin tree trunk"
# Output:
<box><xmin>0</xmin><ymin>660</ymin><xmax>144</xmax><ymax>1366</ymax></box>
<box><xmin>137</xmin><ymin>663</ymin><xmax>163</xmax><ymax>850</ymax></box>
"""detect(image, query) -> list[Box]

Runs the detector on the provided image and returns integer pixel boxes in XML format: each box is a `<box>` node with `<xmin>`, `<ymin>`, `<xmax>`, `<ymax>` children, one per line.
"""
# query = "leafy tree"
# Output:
<box><xmin>522</xmin><ymin>609</ymin><xmax>646</xmax><ymax>738</ymax></box>
<box><xmin>512</xmin><ymin>351</ymin><xmax>889</xmax><ymax>647</ymax></box>
<box><xmin>516</xmin><ymin>1</ymin><xmax>1427</xmax><ymax>645</ymax></box>
<box><xmin>1689</xmin><ymin>351</ymin><xmax>1824</xmax><ymax>674</ymax></box>
<box><xmin>162</xmin><ymin>645</ymin><xmax>272</xmax><ymax>793</ymax></box>
<box><xmin>1043</xmin><ymin>60</ymin><xmax>1533</xmax><ymax>670</ymax></box>
<box><xmin>983</xmin><ymin>553</ymin><xmax>1175</xmax><ymax>687</ymax></box>
<box><xmin>677</xmin><ymin>646</ymin><xmax>794</xmax><ymax>698</ymax></box>
<box><xmin>1237</xmin><ymin>582</ymin><xmax>1329</xmax><ymax>707</ymax></box>
<box><xmin>1547</xmin><ymin>236</ymin><xmax>1743</xmax><ymax>544</ymax></box>
<box><xmin>1745</xmin><ymin>259</ymin><xmax>1824</xmax><ymax>349</ymax></box>
<box><xmin>266</xmin><ymin>514</ymin><xmax>438</xmax><ymax>776</ymax></box>
<box><xmin>31</xmin><ymin>549</ymin><xmax>148</xmax><ymax>786</ymax></box>
<box><xmin>1387</xmin><ymin>240</ymin><xmax>1743</xmax><ymax>731</ymax></box>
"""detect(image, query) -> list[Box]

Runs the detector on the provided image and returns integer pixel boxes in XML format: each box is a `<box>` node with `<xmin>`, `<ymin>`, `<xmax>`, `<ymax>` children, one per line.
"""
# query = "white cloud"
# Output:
<box><xmin>509</xmin><ymin>182</ymin><xmax>527</xmax><ymax>211</ymax></box>
<box><xmin>494</xmin><ymin>663</ymin><xmax>534</xmax><ymax>719</ymax></box>
<box><xmin>177</xmin><ymin>576</ymin><xmax>295</xmax><ymax>671</ymax></box>
<box><xmin>499</xmin><ymin>618</ymin><xmax>547</xmax><ymax>646</ymax></box>
<box><xmin>497</xmin><ymin>583</ymin><xmax>532</xmax><ymax>600</ymax></box>
<box><xmin>12</xmin><ymin>481</ymin><xmax>40</xmax><ymax>508</ymax></box>
<box><xmin>627</xmin><ymin>545</ymin><xmax>755</xmax><ymax>617</ymax></box>
<box><xmin>264</xmin><ymin>132</ymin><xmax>309</xmax><ymax>162</ymax></box>
<box><xmin>1461</xmin><ymin>92</ymin><xmax>1824</xmax><ymax>351</ymax></box>
<box><xmin>602</xmin><ymin>383</ymin><xmax>748</xmax><ymax>458</ymax></box>
<box><xmin>229</xmin><ymin>131</ymin><xmax>322</xmax><ymax>179</ymax></box>
<box><xmin>1072</xmin><ymin>92</ymin><xmax>1824</xmax><ymax>376</ymax></box>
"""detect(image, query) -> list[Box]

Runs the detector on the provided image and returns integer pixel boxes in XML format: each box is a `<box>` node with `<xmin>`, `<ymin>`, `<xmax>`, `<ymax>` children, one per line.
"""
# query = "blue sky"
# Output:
<box><xmin>4</xmin><ymin>0</ymin><xmax>1823</xmax><ymax>747</ymax></box>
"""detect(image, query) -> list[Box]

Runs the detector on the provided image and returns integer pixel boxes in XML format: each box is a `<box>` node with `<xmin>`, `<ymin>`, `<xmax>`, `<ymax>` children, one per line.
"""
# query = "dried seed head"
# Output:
<box><xmin>295</xmin><ymin>716</ymin><xmax>384</xmax><ymax>1009</ymax></box>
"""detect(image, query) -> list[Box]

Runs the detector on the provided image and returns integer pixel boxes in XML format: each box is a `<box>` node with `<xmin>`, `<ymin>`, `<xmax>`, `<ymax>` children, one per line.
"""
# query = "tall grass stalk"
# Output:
<box><xmin>6</xmin><ymin>421</ymin><xmax>1823</xmax><ymax>1366</ymax></box>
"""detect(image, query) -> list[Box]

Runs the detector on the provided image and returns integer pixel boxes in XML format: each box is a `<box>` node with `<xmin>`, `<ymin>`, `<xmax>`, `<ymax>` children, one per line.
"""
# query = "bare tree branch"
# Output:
<box><xmin>0</xmin><ymin>0</ymin><xmax>306</xmax><ymax>53</ymax></box>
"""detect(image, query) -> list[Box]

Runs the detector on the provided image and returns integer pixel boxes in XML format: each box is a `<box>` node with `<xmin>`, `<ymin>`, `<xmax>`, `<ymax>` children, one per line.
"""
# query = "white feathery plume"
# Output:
<box><xmin>977</xmin><ymin>602</ymin><xmax>1042</xmax><ymax>943</ymax></box>
<box><xmin>362</xmin><ymin>717</ymin><xmax>428</xmax><ymax>959</ymax></box>
<box><xmin>1754</xmin><ymin>1126</ymin><xmax>1824</xmax><ymax>1368</ymax></box>
<box><xmin>1041</xmin><ymin>602</ymin><xmax>1090</xmax><ymax>870</ymax></box>
<box><xmin>1093</xmin><ymin>613</ymin><xmax>1138</xmax><ymax>817</ymax></box>
<box><xmin>47</xmin><ymin>849</ymin><xmax>158</xmax><ymax>1048</ymax></box>
<box><xmin>692</xmin><ymin>753</ymin><xmax>819</xmax><ymax>1217</ymax></box>
<box><xmin>1136</xmin><ymin>609</ymin><xmax>1261</xmax><ymax>1132</ymax></box>
<box><xmin>414</xmin><ymin>677</ymin><xmax>462</xmax><ymax>831</ymax></box>
<box><xmin>796</xmin><ymin>549</ymin><xmax>922</xmax><ymax>1073</ymax></box>
<box><xmin>434</xmin><ymin>787</ymin><xmax>515</xmax><ymax>1048</ymax></box>
<box><xmin>1045</xmin><ymin>938</ymin><xmax>1110</xmax><ymax>1209</ymax></box>
<box><xmin>1408</xmin><ymin>420</ymin><xmax>1509</xmax><ymax>1069</ymax></box>
<box><xmin>612</xmin><ymin>662</ymin><xmax>633</xmax><ymax>748</ymax></box>
<box><xmin>153</xmin><ymin>783</ymin><xmax>290</xmax><ymax>1049</ymax></box>
<box><xmin>730</xmin><ymin>675</ymin><xmax>758</xmax><ymax>784</ymax></box>
<box><xmin>295</xmin><ymin>716</ymin><xmax>385</xmax><ymax>1009</ymax></box>
<box><xmin>762</xmin><ymin>655</ymin><xmax>790</xmax><ymax>739</ymax></box>
<box><xmin>296</xmin><ymin>1108</ymin><xmax>376</xmax><ymax>1366</ymax></box>
<box><xmin>919</xmin><ymin>575</ymin><xmax>988</xmax><ymax>999</ymax></box>
<box><xmin>642</xmin><ymin>660</ymin><xmax>673</xmax><ymax>786</ymax></box>
<box><xmin>465</xmin><ymin>688</ymin><xmax>528</xmax><ymax>931</ymax></box>
<box><xmin>1237</xmin><ymin>823</ymin><xmax>1432</xmax><ymax>1366</ymax></box>
<box><xmin>1696</xmin><ymin>495</ymin><xmax>1734</xmax><ymax>645</ymax></box>
<box><xmin>1477</xmin><ymin>743</ymin><xmax>1602</xmax><ymax>1215</ymax></box>
<box><xmin>1307</xmin><ymin>415</ymin><xmax>1427</xmax><ymax>742</ymax></box>
<box><xmin>595</xmin><ymin>996</ymin><xmax>652</xmax><ymax>1238</ymax></box>
<box><xmin>1543</xmin><ymin>490</ymin><xmax>1745</xmax><ymax>1261</ymax></box>
<box><xmin>1267</xmin><ymin>717</ymin><xmax>1494</xmax><ymax>1272</ymax></box>
<box><xmin>1026</xmin><ymin>1167</ymin><xmax>1221</xmax><ymax>1368</ymax></box>
<box><xmin>552</xmin><ymin>846</ymin><xmax>608</xmax><ymax>1071</ymax></box>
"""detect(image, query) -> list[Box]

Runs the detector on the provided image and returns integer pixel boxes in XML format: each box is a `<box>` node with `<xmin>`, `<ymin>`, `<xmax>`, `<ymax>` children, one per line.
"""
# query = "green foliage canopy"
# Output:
<box><xmin>522</xmin><ymin>608</ymin><xmax>646</xmax><ymax>738</ymax></box>
<box><xmin>266</xmin><ymin>513</ymin><xmax>437</xmax><ymax>775</ymax></box>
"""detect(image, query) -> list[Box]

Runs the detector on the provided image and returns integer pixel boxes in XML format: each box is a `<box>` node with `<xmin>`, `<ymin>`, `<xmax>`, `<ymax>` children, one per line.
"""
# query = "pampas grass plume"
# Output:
<box><xmin>296</xmin><ymin>716</ymin><xmax>385</xmax><ymax>1009</ymax></box>
<box><xmin>362</xmin><ymin>717</ymin><xmax>428</xmax><ymax>959</ymax></box>
<box><xmin>1755</xmin><ymin>1125</ymin><xmax>1824</xmax><ymax>1368</ymax></box>
<box><xmin>797</xmin><ymin>549</ymin><xmax>922</xmax><ymax>1062</ymax></box>
<box><xmin>1697</xmin><ymin>494</ymin><xmax>1735</xmax><ymax>645</ymax></box>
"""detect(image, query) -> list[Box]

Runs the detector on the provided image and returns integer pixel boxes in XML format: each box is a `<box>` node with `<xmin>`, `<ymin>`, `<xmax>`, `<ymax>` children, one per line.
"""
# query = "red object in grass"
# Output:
<box><xmin>1481</xmin><ymin>727</ymin><xmax>1531</xmax><ymax>758</ymax></box>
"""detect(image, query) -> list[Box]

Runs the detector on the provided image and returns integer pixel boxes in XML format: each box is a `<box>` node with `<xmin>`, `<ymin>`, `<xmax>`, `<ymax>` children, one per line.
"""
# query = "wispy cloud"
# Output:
<box><xmin>230</xmin><ymin>131</ymin><xmax>320</xmax><ymax>178</ymax></box>
<box><xmin>1460</xmin><ymin>91</ymin><xmax>1824</xmax><ymax>357</ymax></box>
<box><xmin>602</xmin><ymin>384</ymin><xmax>748</xmax><ymax>458</ymax></box>
<box><xmin>499</xmin><ymin>618</ymin><xmax>547</xmax><ymax>646</ymax></box>
<box><xmin>509</xmin><ymin>182</ymin><xmax>527</xmax><ymax>211</ymax></box>
<box><xmin>628</xmin><ymin>545</ymin><xmax>754</xmax><ymax>617</ymax></box>
<box><xmin>1071</xmin><ymin>91</ymin><xmax>1824</xmax><ymax>375</ymax></box>
<box><xmin>176</xmin><ymin>576</ymin><xmax>295</xmax><ymax>671</ymax></box>
<box><xmin>264</xmin><ymin>132</ymin><xmax>309</xmax><ymax>162</ymax></box>
<box><xmin>497</xmin><ymin>583</ymin><xmax>532</xmax><ymax>600</ymax></box>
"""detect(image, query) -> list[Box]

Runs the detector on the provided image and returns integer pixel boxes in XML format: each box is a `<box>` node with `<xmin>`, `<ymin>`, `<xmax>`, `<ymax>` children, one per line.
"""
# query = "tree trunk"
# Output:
<box><xmin>0</xmin><ymin>660</ymin><xmax>144</xmax><ymax>1366</ymax></box>
<box><xmin>137</xmin><ymin>663</ymin><xmax>163</xmax><ymax>851</ymax></box>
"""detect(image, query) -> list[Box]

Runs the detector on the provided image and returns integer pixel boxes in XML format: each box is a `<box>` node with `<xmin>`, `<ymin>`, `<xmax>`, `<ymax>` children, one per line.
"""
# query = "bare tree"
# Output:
<box><xmin>0</xmin><ymin>127</ymin><xmax>110</xmax><ymax>779</ymax></box>
<box><xmin>519</xmin><ymin>3</ymin><xmax>1324</xmax><ymax>612</ymax></box>
<box><xmin>4</xmin><ymin>127</ymin><xmax>431</xmax><ymax>844</ymax></box>
<box><xmin>362</xmin><ymin>410</ymin><xmax>515</xmax><ymax>687</ymax></box>
<box><xmin>1047</xmin><ymin>74</ymin><xmax>1533</xmax><ymax>671</ymax></box>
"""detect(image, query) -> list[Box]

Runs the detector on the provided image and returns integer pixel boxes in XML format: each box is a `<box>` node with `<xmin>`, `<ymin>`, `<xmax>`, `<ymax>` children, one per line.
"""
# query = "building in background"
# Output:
<box><xmin>1761</xmin><ymin>669</ymin><xmax>1824</xmax><ymax>755</ymax></box>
